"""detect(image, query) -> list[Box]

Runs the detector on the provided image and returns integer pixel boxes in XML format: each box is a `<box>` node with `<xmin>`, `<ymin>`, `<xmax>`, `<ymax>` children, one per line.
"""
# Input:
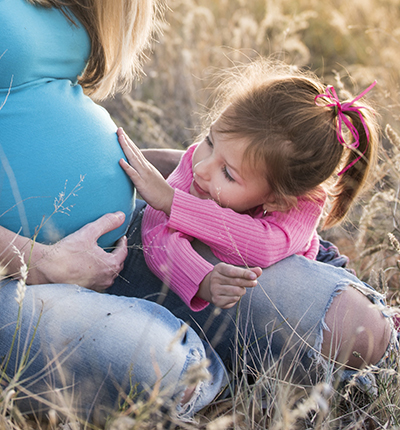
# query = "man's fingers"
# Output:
<box><xmin>110</xmin><ymin>235</ymin><xmax>128</xmax><ymax>265</ymax></box>
<box><xmin>83</xmin><ymin>212</ymin><xmax>126</xmax><ymax>241</ymax></box>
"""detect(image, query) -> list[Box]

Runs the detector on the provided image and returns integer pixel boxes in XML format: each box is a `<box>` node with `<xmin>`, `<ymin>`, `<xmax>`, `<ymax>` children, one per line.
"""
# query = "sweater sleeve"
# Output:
<box><xmin>168</xmin><ymin>190</ymin><xmax>325</xmax><ymax>267</ymax></box>
<box><xmin>142</xmin><ymin>209</ymin><xmax>212</xmax><ymax>311</ymax></box>
<box><xmin>141</xmin><ymin>144</ymin><xmax>212</xmax><ymax>311</ymax></box>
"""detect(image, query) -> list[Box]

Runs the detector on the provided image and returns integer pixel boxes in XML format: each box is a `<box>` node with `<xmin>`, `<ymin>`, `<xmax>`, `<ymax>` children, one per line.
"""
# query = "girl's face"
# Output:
<box><xmin>190</xmin><ymin>123</ymin><xmax>274</xmax><ymax>213</ymax></box>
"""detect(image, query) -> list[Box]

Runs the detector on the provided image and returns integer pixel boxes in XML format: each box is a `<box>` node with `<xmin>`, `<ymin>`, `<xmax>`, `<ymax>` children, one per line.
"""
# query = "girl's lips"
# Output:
<box><xmin>191</xmin><ymin>180</ymin><xmax>209</xmax><ymax>198</ymax></box>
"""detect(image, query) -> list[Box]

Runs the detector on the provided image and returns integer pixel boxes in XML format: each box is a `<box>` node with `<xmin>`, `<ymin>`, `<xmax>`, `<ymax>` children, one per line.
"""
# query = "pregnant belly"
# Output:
<box><xmin>0</xmin><ymin>79</ymin><xmax>135</xmax><ymax>249</ymax></box>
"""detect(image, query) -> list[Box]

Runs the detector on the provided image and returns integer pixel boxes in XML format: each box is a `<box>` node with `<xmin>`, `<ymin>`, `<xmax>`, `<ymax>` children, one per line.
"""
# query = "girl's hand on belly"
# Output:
<box><xmin>28</xmin><ymin>212</ymin><xmax>128</xmax><ymax>291</ymax></box>
<box><xmin>118</xmin><ymin>128</ymin><xmax>175</xmax><ymax>216</ymax></box>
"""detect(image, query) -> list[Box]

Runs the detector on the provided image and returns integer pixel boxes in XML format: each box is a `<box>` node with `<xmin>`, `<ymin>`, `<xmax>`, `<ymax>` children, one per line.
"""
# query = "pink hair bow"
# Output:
<box><xmin>315</xmin><ymin>80</ymin><xmax>377</xmax><ymax>175</ymax></box>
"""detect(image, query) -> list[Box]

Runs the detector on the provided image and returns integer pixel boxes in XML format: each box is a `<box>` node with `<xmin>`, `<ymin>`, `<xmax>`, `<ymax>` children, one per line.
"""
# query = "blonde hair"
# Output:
<box><xmin>207</xmin><ymin>59</ymin><xmax>379</xmax><ymax>229</ymax></box>
<box><xmin>27</xmin><ymin>0</ymin><xmax>163</xmax><ymax>100</ymax></box>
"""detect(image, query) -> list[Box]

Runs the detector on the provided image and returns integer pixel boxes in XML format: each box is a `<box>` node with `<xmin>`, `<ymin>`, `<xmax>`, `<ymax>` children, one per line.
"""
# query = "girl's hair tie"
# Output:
<box><xmin>315</xmin><ymin>80</ymin><xmax>377</xmax><ymax>175</ymax></box>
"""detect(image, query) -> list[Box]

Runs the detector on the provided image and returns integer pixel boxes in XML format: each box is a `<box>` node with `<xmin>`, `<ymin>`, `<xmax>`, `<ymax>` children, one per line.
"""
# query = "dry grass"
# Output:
<box><xmin>4</xmin><ymin>0</ymin><xmax>400</xmax><ymax>428</ymax></box>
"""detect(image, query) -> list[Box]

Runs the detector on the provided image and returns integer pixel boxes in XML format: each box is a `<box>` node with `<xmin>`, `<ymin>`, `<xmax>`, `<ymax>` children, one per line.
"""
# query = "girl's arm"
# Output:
<box><xmin>0</xmin><ymin>213</ymin><xmax>128</xmax><ymax>291</ymax></box>
<box><xmin>119</xmin><ymin>129</ymin><xmax>210</xmax><ymax>309</ymax></box>
<box><xmin>142</xmin><ymin>216</ymin><xmax>212</xmax><ymax>311</ymax></box>
<box><xmin>143</xmin><ymin>208</ymin><xmax>259</xmax><ymax>310</ymax></box>
<box><xmin>168</xmin><ymin>190</ymin><xmax>324</xmax><ymax>267</ymax></box>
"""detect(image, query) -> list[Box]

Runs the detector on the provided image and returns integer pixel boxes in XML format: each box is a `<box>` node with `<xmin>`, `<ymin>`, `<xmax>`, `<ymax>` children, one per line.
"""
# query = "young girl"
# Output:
<box><xmin>118</xmin><ymin>59</ymin><xmax>379</xmax><ymax>312</ymax></box>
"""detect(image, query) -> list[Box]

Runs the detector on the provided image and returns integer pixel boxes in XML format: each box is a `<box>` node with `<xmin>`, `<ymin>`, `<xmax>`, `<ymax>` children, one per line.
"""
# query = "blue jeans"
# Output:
<box><xmin>109</xmin><ymin>200</ymin><xmax>396</xmax><ymax>387</ymax></box>
<box><xmin>0</xmin><ymin>279</ymin><xmax>226</xmax><ymax>423</ymax></box>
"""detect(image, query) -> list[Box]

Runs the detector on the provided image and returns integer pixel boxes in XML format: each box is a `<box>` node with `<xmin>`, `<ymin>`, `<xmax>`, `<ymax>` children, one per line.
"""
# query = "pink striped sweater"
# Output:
<box><xmin>142</xmin><ymin>144</ymin><xmax>325</xmax><ymax>311</ymax></box>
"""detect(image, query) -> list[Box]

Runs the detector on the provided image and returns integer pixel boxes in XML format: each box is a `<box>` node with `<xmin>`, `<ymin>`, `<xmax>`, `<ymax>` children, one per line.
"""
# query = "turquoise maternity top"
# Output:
<box><xmin>0</xmin><ymin>0</ymin><xmax>135</xmax><ymax>248</ymax></box>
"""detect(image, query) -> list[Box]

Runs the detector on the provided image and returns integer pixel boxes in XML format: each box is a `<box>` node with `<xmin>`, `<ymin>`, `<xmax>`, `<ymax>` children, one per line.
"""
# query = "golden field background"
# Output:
<box><xmin>106</xmin><ymin>0</ymin><xmax>400</xmax><ymax>147</ymax></box>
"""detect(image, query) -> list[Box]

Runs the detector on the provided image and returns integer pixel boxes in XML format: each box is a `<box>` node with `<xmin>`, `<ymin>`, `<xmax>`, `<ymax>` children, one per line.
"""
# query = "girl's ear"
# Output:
<box><xmin>262</xmin><ymin>194</ymin><xmax>296</xmax><ymax>213</ymax></box>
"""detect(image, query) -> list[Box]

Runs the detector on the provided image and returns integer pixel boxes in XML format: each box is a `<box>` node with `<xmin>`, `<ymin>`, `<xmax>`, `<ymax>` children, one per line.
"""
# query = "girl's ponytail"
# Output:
<box><xmin>319</xmin><ymin>84</ymin><xmax>379</xmax><ymax>229</ymax></box>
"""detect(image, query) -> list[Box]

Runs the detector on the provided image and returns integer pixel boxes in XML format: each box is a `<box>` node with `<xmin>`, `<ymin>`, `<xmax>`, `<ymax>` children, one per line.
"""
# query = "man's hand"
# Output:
<box><xmin>27</xmin><ymin>212</ymin><xmax>128</xmax><ymax>291</ymax></box>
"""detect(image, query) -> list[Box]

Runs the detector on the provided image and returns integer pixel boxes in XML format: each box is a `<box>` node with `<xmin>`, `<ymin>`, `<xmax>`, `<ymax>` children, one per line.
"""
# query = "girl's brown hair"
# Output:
<box><xmin>27</xmin><ymin>0</ymin><xmax>164</xmax><ymax>100</ymax></box>
<box><xmin>208</xmin><ymin>59</ymin><xmax>379</xmax><ymax>229</ymax></box>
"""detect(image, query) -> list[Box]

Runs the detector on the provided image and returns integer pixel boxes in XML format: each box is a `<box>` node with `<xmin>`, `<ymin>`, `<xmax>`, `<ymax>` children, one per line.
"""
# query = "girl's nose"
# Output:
<box><xmin>193</xmin><ymin>158</ymin><xmax>211</xmax><ymax>181</ymax></box>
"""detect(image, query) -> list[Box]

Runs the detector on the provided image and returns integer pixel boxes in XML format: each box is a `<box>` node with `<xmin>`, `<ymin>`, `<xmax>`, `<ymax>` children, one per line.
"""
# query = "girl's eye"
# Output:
<box><xmin>205</xmin><ymin>135</ymin><xmax>213</xmax><ymax>148</ymax></box>
<box><xmin>222</xmin><ymin>166</ymin><xmax>235</xmax><ymax>182</ymax></box>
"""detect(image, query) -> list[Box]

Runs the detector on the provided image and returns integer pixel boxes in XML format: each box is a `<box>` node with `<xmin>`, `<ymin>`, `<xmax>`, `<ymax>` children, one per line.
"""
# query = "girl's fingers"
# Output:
<box><xmin>217</xmin><ymin>299</ymin><xmax>241</xmax><ymax>310</ymax></box>
<box><xmin>219</xmin><ymin>285</ymin><xmax>247</xmax><ymax>297</ymax></box>
<box><xmin>118</xmin><ymin>129</ymin><xmax>144</xmax><ymax>165</ymax></box>
<box><xmin>216</xmin><ymin>262</ymin><xmax>258</xmax><ymax>281</ymax></box>
<box><xmin>250</xmin><ymin>266</ymin><xmax>263</xmax><ymax>278</ymax></box>
<box><xmin>119</xmin><ymin>159</ymin><xmax>140</xmax><ymax>183</ymax></box>
<box><xmin>227</xmin><ymin>277</ymin><xmax>257</xmax><ymax>288</ymax></box>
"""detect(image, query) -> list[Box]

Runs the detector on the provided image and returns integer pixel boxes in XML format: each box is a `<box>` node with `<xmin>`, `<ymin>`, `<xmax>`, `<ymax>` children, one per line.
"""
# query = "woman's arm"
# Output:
<box><xmin>0</xmin><ymin>141</ymin><xmax>181</xmax><ymax>289</ymax></box>
<box><xmin>0</xmin><ymin>212</ymin><xmax>128</xmax><ymax>291</ymax></box>
<box><xmin>0</xmin><ymin>225</ymin><xmax>33</xmax><ymax>280</ymax></box>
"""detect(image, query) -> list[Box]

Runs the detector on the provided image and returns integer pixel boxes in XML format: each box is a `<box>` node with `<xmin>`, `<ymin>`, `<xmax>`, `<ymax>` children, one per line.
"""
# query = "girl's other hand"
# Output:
<box><xmin>197</xmin><ymin>263</ymin><xmax>262</xmax><ymax>309</ymax></box>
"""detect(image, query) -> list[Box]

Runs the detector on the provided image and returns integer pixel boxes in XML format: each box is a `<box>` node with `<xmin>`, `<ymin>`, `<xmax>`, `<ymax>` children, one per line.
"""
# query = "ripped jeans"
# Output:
<box><xmin>109</xmin><ymin>200</ymin><xmax>397</xmax><ymax>388</ymax></box>
<box><xmin>0</xmin><ymin>279</ymin><xmax>226</xmax><ymax>424</ymax></box>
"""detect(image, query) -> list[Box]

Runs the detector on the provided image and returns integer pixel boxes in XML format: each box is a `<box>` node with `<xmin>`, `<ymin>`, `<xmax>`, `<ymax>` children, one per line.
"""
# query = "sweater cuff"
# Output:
<box><xmin>177</xmin><ymin>258</ymin><xmax>213</xmax><ymax>312</ymax></box>
<box><xmin>189</xmin><ymin>295</ymin><xmax>210</xmax><ymax>312</ymax></box>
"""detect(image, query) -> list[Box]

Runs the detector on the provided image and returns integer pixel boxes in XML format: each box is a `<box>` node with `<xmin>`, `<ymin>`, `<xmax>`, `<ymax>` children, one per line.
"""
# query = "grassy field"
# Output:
<box><xmin>4</xmin><ymin>0</ymin><xmax>400</xmax><ymax>428</ymax></box>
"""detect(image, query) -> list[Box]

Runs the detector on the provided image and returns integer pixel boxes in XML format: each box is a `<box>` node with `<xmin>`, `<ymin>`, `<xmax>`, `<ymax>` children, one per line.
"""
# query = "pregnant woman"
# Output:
<box><xmin>0</xmin><ymin>0</ymin><xmax>226</xmax><ymax>424</ymax></box>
